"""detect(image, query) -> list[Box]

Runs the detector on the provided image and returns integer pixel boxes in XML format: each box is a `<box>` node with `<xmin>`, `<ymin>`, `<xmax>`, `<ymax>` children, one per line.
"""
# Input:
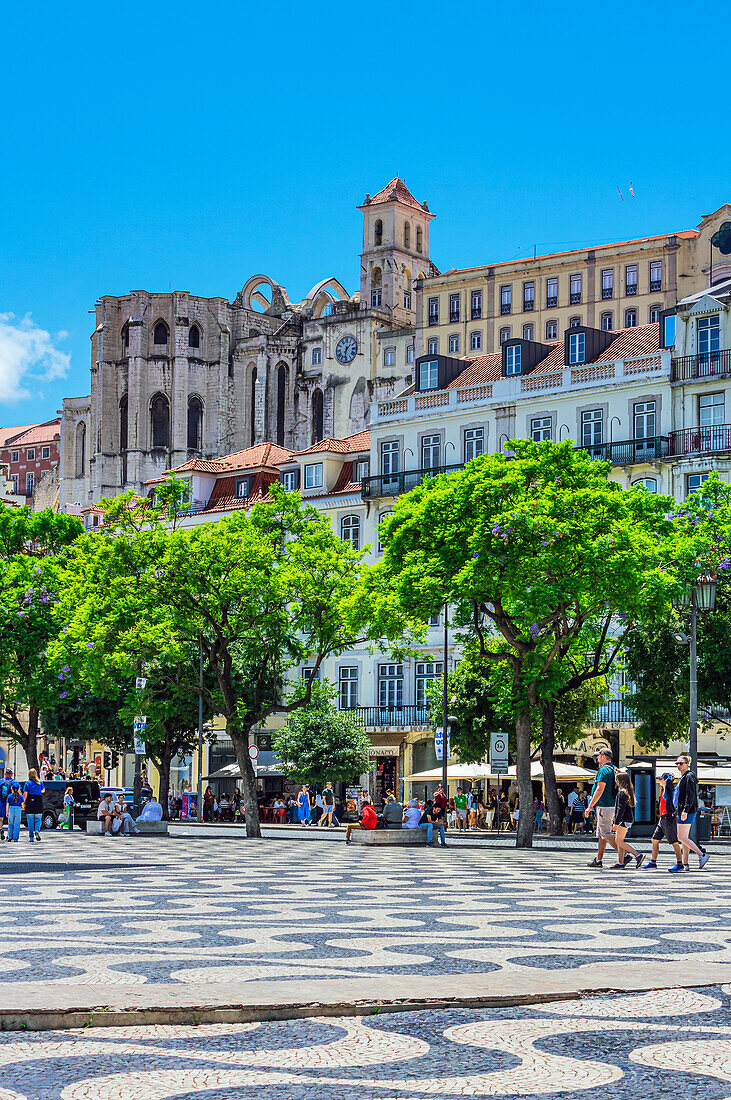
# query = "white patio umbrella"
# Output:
<box><xmin>403</xmin><ymin>762</ymin><xmax>494</xmax><ymax>781</ymax></box>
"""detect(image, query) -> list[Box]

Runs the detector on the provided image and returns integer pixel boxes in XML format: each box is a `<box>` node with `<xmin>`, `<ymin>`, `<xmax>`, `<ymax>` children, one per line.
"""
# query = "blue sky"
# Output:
<box><xmin>1</xmin><ymin>0</ymin><xmax>729</xmax><ymax>425</ymax></box>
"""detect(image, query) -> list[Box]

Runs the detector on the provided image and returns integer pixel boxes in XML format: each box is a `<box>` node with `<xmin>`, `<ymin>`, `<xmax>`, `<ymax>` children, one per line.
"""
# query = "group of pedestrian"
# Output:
<box><xmin>0</xmin><ymin>768</ymin><xmax>44</xmax><ymax>843</ymax></box>
<box><xmin>345</xmin><ymin>794</ymin><xmax>448</xmax><ymax>846</ymax></box>
<box><xmin>295</xmin><ymin>783</ymin><xmax>339</xmax><ymax>827</ymax></box>
<box><xmin>587</xmin><ymin>749</ymin><xmax>710</xmax><ymax>872</ymax></box>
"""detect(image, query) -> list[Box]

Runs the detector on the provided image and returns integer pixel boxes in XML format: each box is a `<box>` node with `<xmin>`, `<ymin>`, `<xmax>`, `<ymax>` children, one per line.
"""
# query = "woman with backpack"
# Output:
<box><xmin>609</xmin><ymin>770</ymin><xmax>645</xmax><ymax>868</ymax></box>
<box><xmin>22</xmin><ymin>769</ymin><xmax>44</xmax><ymax>843</ymax></box>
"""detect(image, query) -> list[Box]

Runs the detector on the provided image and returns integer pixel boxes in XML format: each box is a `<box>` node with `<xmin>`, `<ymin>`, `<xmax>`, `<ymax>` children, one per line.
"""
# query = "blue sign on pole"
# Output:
<box><xmin>435</xmin><ymin>727</ymin><xmax>450</xmax><ymax>762</ymax></box>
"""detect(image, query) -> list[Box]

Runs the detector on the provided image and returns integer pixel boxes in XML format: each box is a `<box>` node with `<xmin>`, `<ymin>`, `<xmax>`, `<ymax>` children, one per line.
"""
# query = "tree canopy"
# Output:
<box><xmin>272</xmin><ymin>680</ymin><xmax>371</xmax><ymax>787</ymax></box>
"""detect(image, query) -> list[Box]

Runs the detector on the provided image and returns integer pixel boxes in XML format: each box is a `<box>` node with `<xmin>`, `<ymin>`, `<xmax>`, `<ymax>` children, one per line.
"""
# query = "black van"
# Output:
<box><xmin>39</xmin><ymin>780</ymin><xmax>101</xmax><ymax>830</ymax></box>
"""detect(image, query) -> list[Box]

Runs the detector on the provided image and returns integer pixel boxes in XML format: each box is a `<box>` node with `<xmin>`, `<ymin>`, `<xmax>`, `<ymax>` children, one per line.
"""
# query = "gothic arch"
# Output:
<box><xmin>276</xmin><ymin>362</ymin><xmax>288</xmax><ymax>447</ymax></box>
<box><xmin>240</xmin><ymin>274</ymin><xmax>289</xmax><ymax>314</ymax></box>
<box><xmin>152</xmin><ymin>320</ymin><xmax>169</xmax><ymax>346</ymax></box>
<box><xmin>75</xmin><ymin>421</ymin><xmax>86</xmax><ymax>478</ymax></box>
<box><xmin>312</xmin><ymin>389</ymin><xmax>324</xmax><ymax>444</ymax></box>
<box><xmin>303</xmin><ymin>277</ymin><xmax>350</xmax><ymax>318</ymax></box>
<box><xmin>150</xmin><ymin>392</ymin><xmax>170</xmax><ymax>449</ymax></box>
<box><xmin>188</xmin><ymin>323</ymin><xmax>201</xmax><ymax>349</ymax></box>
<box><xmin>187</xmin><ymin>394</ymin><xmax>203</xmax><ymax>451</ymax></box>
<box><xmin>249</xmin><ymin>364</ymin><xmax>258</xmax><ymax>446</ymax></box>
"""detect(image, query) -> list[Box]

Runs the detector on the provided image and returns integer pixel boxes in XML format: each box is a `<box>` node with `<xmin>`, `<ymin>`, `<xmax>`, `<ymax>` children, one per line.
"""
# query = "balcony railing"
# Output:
<box><xmin>500</xmin><ymin>303</ymin><xmax>511</xmax><ymax>315</ymax></box>
<box><xmin>580</xmin><ymin>437</ymin><xmax>669</xmax><ymax>464</ymax></box>
<box><xmin>362</xmin><ymin>463</ymin><xmax>465</xmax><ymax>499</ymax></box>
<box><xmin>669</xmin><ymin>424</ymin><xmax>731</xmax><ymax>458</ymax></box>
<box><xmin>428</xmin><ymin>314</ymin><xmax>440</xmax><ymax>327</ymax></box>
<box><xmin>625</xmin><ymin>283</ymin><xmax>638</xmax><ymax>296</ymax></box>
<box><xmin>591</xmin><ymin>698</ymin><xmax>638</xmax><ymax>724</ymax></box>
<box><xmin>602</xmin><ymin>286</ymin><xmax>613</xmax><ymax>299</ymax></box>
<box><xmin>471</xmin><ymin>309</ymin><xmax>482</xmax><ymax>320</ymax></box>
<box><xmin>346</xmin><ymin>706</ymin><xmax>432</xmax><ymax>728</ymax></box>
<box><xmin>671</xmin><ymin>349</ymin><xmax>731</xmax><ymax>381</ymax></box>
<box><xmin>546</xmin><ymin>295</ymin><xmax>558</xmax><ymax>308</ymax></box>
<box><xmin>523</xmin><ymin>299</ymin><xmax>534</xmax><ymax>312</ymax></box>
<box><xmin>570</xmin><ymin>292</ymin><xmax>581</xmax><ymax>304</ymax></box>
<box><xmin>650</xmin><ymin>280</ymin><xmax>662</xmax><ymax>292</ymax></box>
<box><xmin>449</xmin><ymin>312</ymin><xmax>460</xmax><ymax>324</ymax></box>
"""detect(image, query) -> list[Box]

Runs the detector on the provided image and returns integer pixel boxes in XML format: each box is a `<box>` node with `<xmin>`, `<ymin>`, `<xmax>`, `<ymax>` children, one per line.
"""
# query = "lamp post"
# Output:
<box><xmin>441</xmin><ymin>600</ymin><xmax>456</xmax><ymax>800</ymax></box>
<box><xmin>196</xmin><ymin>632</ymin><xmax>204</xmax><ymax>823</ymax></box>
<box><xmin>673</xmin><ymin>575</ymin><xmax>717</xmax><ymax>776</ymax></box>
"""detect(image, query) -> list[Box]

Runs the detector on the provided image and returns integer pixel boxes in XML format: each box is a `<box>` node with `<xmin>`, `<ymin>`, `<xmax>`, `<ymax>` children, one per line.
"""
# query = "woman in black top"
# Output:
<box><xmin>610</xmin><ymin>771</ymin><xmax>645</xmax><ymax>869</ymax></box>
<box><xmin>675</xmin><ymin>754</ymin><xmax>709</xmax><ymax>870</ymax></box>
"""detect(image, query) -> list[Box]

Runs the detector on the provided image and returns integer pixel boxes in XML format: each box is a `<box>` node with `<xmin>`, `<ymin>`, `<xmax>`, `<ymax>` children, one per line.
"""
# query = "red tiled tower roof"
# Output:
<box><xmin>363</xmin><ymin>178</ymin><xmax>425</xmax><ymax>211</ymax></box>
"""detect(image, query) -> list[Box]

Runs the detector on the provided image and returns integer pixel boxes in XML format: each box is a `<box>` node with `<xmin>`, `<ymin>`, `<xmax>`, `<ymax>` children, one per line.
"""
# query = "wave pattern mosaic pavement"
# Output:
<box><xmin>0</xmin><ymin>988</ymin><xmax>730</xmax><ymax>1098</ymax></box>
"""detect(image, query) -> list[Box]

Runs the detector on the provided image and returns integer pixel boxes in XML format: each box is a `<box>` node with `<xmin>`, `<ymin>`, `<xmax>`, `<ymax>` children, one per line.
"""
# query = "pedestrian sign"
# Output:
<box><xmin>490</xmin><ymin>732</ymin><xmax>508</xmax><ymax>773</ymax></box>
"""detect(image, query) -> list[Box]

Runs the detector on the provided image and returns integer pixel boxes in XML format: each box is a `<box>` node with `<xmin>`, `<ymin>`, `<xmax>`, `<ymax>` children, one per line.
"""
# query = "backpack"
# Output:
<box><xmin>0</xmin><ymin>781</ymin><xmax>10</xmax><ymax>803</ymax></box>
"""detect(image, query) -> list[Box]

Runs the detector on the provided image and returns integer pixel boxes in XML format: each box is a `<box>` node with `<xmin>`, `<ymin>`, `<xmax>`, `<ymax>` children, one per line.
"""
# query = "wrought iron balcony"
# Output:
<box><xmin>625</xmin><ymin>283</ymin><xmax>637</xmax><ymax>296</ymax></box>
<box><xmin>602</xmin><ymin>287</ymin><xmax>613</xmax><ymax>299</ymax></box>
<box><xmin>650</xmin><ymin>279</ymin><xmax>662</xmax><ymax>292</ymax></box>
<box><xmin>449</xmin><ymin>312</ymin><xmax>460</xmax><ymax>324</ymax></box>
<box><xmin>471</xmin><ymin>309</ymin><xmax>482</xmax><ymax>320</ymax></box>
<box><xmin>670</xmin><ymin>349</ymin><xmax>731</xmax><ymax>381</ymax></box>
<box><xmin>428</xmin><ymin>314</ymin><xmax>440</xmax><ymax>327</ymax></box>
<box><xmin>523</xmin><ymin>299</ymin><xmax>534</xmax><ymax>312</ymax></box>
<box><xmin>580</xmin><ymin>437</ymin><xmax>669</xmax><ymax>464</ymax></box>
<box><xmin>500</xmin><ymin>303</ymin><xmax>511</xmax><ymax>315</ymax></box>
<box><xmin>591</xmin><ymin>698</ymin><xmax>638</xmax><ymax>724</ymax></box>
<box><xmin>346</xmin><ymin>705</ymin><xmax>432</xmax><ymax>728</ymax></box>
<box><xmin>669</xmin><ymin>424</ymin><xmax>731</xmax><ymax>458</ymax></box>
<box><xmin>362</xmin><ymin>463</ymin><xmax>465</xmax><ymax>499</ymax></box>
<box><xmin>570</xmin><ymin>292</ymin><xmax>581</xmax><ymax>304</ymax></box>
<box><xmin>546</xmin><ymin>296</ymin><xmax>558</xmax><ymax>308</ymax></box>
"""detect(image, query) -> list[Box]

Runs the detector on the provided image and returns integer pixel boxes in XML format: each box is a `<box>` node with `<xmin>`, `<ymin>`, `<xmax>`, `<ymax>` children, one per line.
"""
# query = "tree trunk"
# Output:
<box><xmin>230</xmin><ymin>728</ymin><xmax>262</xmax><ymax>839</ymax></box>
<box><xmin>156</xmin><ymin>736</ymin><xmax>173</xmax><ymax>821</ymax></box>
<box><xmin>541</xmin><ymin>702</ymin><xmax>561</xmax><ymax>835</ymax></box>
<box><xmin>515</xmin><ymin>708</ymin><xmax>534</xmax><ymax>848</ymax></box>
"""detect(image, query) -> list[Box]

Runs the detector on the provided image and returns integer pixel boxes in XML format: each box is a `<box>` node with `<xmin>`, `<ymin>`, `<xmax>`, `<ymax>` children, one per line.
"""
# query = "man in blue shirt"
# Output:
<box><xmin>0</xmin><ymin>770</ymin><xmax>12</xmax><ymax>841</ymax></box>
<box><xmin>136</xmin><ymin>796</ymin><xmax>163</xmax><ymax>824</ymax></box>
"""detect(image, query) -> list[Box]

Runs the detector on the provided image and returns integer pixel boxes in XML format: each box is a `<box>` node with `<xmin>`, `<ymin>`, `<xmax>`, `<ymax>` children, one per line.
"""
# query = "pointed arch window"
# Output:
<box><xmin>119</xmin><ymin>395</ymin><xmax>128</xmax><ymax>450</ymax></box>
<box><xmin>187</xmin><ymin>396</ymin><xmax>203</xmax><ymax>451</ymax></box>
<box><xmin>374</xmin><ymin>219</ymin><xmax>383</xmax><ymax>246</ymax></box>
<box><xmin>75</xmin><ymin>422</ymin><xmax>86</xmax><ymax>478</ymax></box>
<box><xmin>188</xmin><ymin>324</ymin><xmax>200</xmax><ymax>348</ymax></box>
<box><xmin>404</xmin><ymin>222</ymin><xmax>411</xmax><ymax>249</ymax></box>
<box><xmin>312</xmin><ymin>390</ymin><xmax>324</xmax><ymax>444</ymax></box>
<box><xmin>153</xmin><ymin>321</ymin><xmax>169</xmax><ymax>346</ymax></box>
<box><xmin>416</xmin><ymin>226</ymin><xmax>423</xmax><ymax>253</ymax></box>
<box><xmin>151</xmin><ymin>394</ymin><xmax>170</xmax><ymax>448</ymax></box>
<box><xmin>276</xmin><ymin>364</ymin><xmax>287</xmax><ymax>447</ymax></box>
<box><xmin>250</xmin><ymin>367</ymin><xmax>257</xmax><ymax>446</ymax></box>
<box><xmin>121</xmin><ymin>322</ymin><xmax>130</xmax><ymax>350</ymax></box>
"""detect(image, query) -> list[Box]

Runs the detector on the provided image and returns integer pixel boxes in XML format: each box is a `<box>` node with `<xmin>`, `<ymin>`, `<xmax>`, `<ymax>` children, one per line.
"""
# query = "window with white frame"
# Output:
<box><xmin>649</xmin><ymin>305</ymin><xmax>661</xmax><ymax>324</ymax></box>
<box><xmin>633</xmin><ymin>400</ymin><xmax>656</xmax><ymax>439</ymax></box>
<box><xmin>633</xmin><ymin>478</ymin><xmax>658</xmax><ymax>492</ymax></box>
<box><xmin>500</xmin><ymin>285</ymin><xmax>512</xmax><ymax>313</ymax></box>
<box><xmin>697</xmin><ymin>315</ymin><xmax>720</xmax><ymax>357</ymax></box>
<box><xmin>545</xmin><ymin>320</ymin><xmax>558</xmax><ymax>340</ymax></box>
<box><xmin>406</xmin><ymin>344</ymin><xmax>415</xmax><ymax>363</ymax></box>
<box><xmin>471</xmin><ymin>289</ymin><xmax>482</xmax><ymax>319</ymax></box>
<box><xmin>625</xmin><ymin>264</ymin><xmax>638</xmax><ymax>294</ymax></box>
<box><xmin>505</xmin><ymin>344</ymin><xmax>522</xmax><ymax>375</ymax></box>
<box><xmin>371</xmin><ymin>288</ymin><xmax>382</xmax><ymax>307</ymax></box>
<box><xmin>687</xmin><ymin>473</ymin><xmax>709</xmax><ymax>496</ymax></box>
<box><xmin>699</xmin><ymin>392</ymin><xmax>724</xmax><ymax>426</ymax></box>
<box><xmin>523</xmin><ymin>281</ymin><xmax>535</xmax><ymax>311</ymax></box>
<box><xmin>10</xmin><ymin>451</ymin><xmax>18</xmax><ymax>462</ymax></box>
<box><xmin>448</xmin><ymin>334</ymin><xmax>460</xmax><ymax>354</ymax></box>
<box><xmin>235</xmin><ymin>477</ymin><xmax>250</xmax><ymax>499</ymax></box>
<box><xmin>419</xmin><ymin>359</ymin><xmax>439</xmax><ymax>390</ymax></box>
<box><xmin>569</xmin><ymin>315</ymin><xmax>581</xmax><ymax>328</ymax></box>
<box><xmin>301</xmin><ymin>666</ymin><xmax>321</xmax><ymax>684</ymax></box>
<box><xmin>25</xmin><ymin>472</ymin><xmax>34</xmax><ymax>495</ymax></box>
<box><xmin>464</xmin><ymin>426</ymin><xmax>485</xmax><ymax>462</ymax></box>
<box><xmin>281</xmin><ymin>470</ymin><xmax>298</xmax><ymax>491</ymax></box>
<box><xmin>356</xmin><ymin>459</ymin><xmax>369</xmax><ymax>481</ymax></box>
<box><xmin>339</xmin><ymin>666</ymin><xmax>358</xmax><ymax>709</ymax></box>
<box><xmin>428</xmin><ymin>296</ymin><xmax>440</xmax><ymax>324</ymax></box>
<box><xmin>421</xmin><ymin>433</ymin><xmax>441</xmax><ymax>469</ymax></box>
<box><xmin>10</xmin><ymin>475</ymin><xmax>18</xmax><ymax>494</ymax></box>
<box><xmin>340</xmin><ymin>514</ymin><xmax>361</xmax><ymax>549</ymax></box>
<box><xmin>429</xmin><ymin>611</ymin><xmax>441</xmax><ymax>626</ymax></box>
<box><xmin>415</xmin><ymin>661</ymin><xmax>443</xmax><ymax>708</ymax></box>
<box><xmin>312</xmin><ymin>346</ymin><xmax>323</xmax><ymax>366</ymax></box>
<box><xmin>601</xmin><ymin>311</ymin><xmax>613</xmax><ymax>331</ymax></box>
<box><xmin>470</xmin><ymin>330</ymin><xmax>482</xmax><ymax>351</ymax></box>
<box><xmin>625</xmin><ymin>308</ymin><xmax>637</xmax><ymax>327</ymax></box>
<box><xmin>499</xmin><ymin>326</ymin><xmax>511</xmax><ymax>343</ymax></box>
<box><xmin>601</xmin><ymin>269</ymin><xmax>614</xmax><ymax>298</ymax></box>
<box><xmin>522</xmin><ymin>323</ymin><xmax>534</xmax><ymax>341</ymax></box>
<box><xmin>377</xmin><ymin>510</ymin><xmax>393</xmax><ymax>552</ymax></box>
<box><xmin>531</xmin><ymin>417</ymin><xmax>552</xmax><ymax>442</ymax></box>
<box><xmin>381</xmin><ymin>440</ymin><xmax>400</xmax><ymax>478</ymax></box>
<box><xmin>427</xmin><ymin>337</ymin><xmax>439</xmax><ymax>354</ymax></box>
<box><xmin>650</xmin><ymin>260</ymin><xmax>662</xmax><ymax>290</ymax></box>
<box><xmin>304</xmin><ymin>462</ymin><xmax>323</xmax><ymax>489</ymax></box>
<box><xmin>384</xmin><ymin>347</ymin><xmax>395</xmax><ymax>366</ymax></box>
<box><xmin>581</xmin><ymin>409</ymin><xmax>603</xmax><ymax>447</ymax></box>
<box><xmin>41</xmin><ymin>446</ymin><xmax>50</xmax><ymax>459</ymax></box>
<box><xmin>546</xmin><ymin>277</ymin><xmax>558</xmax><ymax>306</ymax></box>
<box><xmin>378</xmin><ymin>663</ymin><xmax>403</xmax><ymax>709</ymax></box>
<box><xmin>403</xmin><ymin>290</ymin><xmax>412</xmax><ymax>309</ymax></box>
<box><xmin>569</xmin><ymin>331</ymin><xmax>586</xmax><ymax>364</ymax></box>
<box><xmin>27</xmin><ymin>448</ymin><xmax>35</xmax><ymax>460</ymax></box>
<box><xmin>570</xmin><ymin>273</ymin><xmax>582</xmax><ymax>302</ymax></box>
<box><xmin>449</xmin><ymin>293</ymin><xmax>460</xmax><ymax>323</ymax></box>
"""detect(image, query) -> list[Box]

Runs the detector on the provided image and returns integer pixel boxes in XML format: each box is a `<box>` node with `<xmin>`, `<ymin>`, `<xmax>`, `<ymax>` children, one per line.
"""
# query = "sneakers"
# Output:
<box><xmin>699</xmin><ymin>851</ymin><xmax>711</xmax><ymax>869</ymax></box>
<box><xmin>668</xmin><ymin>862</ymin><xmax>684</xmax><ymax>873</ymax></box>
<box><xmin>587</xmin><ymin>858</ymin><xmax>603</xmax><ymax>868</ymax></box>
<box><xmin>345</xmin><ymin>839</ymin><xmax>351</xmax><ymax>846</ymax></box>
<box><xmin>623</xmin><ymin>853</ymin><xmax>633</xmax><ymax>866</ymax></box>
<box><xmin>643</xmin><ymin>861</ymin><xmax>658</xmax><ymax>869</ymax></box>
<box><xmin>35</xmin><ymin>831</ymin><xmax>41</xmax><ymax>841</ymax></box>
<box><xmin>683</xmin><ymin>864</ymin><xmax>690</xmax><ymax>871</ymax></box>
<box><xmin>608</xmin><ymin>862</ymin><xmax>626</xmax><ymax>869</ymax></box>
<box><xmin>635</xmin><ymin>853</ymin><xmax>645</xmax><ymax>869</ymax></box>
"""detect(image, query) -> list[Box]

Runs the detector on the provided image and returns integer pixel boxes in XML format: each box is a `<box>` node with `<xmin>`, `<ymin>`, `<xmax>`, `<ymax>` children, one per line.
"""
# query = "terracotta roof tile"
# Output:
<box><xmin>292</xmin><ymin>430</ymin><xmax>370</xmax><ymax>457</ymax></box>
<box><xmin>447</xmin><ymin>353</ymin><xmax>502</xmax><ymax>388</ymax></box>
<box><xmin>1</xmin><ymin>421</ymin><xmax>60</xmax><ymax>448</ymax></box>
<box><xmin>364</xmin><ymin>178</ymin><xmax>425</xmax><ymax>211</ymax></box>
<box><xmin>0</xmin><ymin>424</ymin><xmax>37</xmax><ymax>448</ymax></box>
<box><xmin>146</xmin><ymin>442</ymin><xmax>294</xmax><ymax>484</ymax></box>
<box><xmin>199</xmin><ymin>470</ymin><xmax>280</xmax><ymax>513</ymax></box>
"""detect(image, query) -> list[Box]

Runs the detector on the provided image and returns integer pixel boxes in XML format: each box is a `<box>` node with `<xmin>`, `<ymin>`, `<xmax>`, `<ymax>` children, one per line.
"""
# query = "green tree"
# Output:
<box><xmin>272</xmin><ymin>680</ymin><xmax>371</xmax><ymax>787</ymax></box>
<box><xmin>377</xmin><ymin>440</ymin><xmax>682</xmax><ymax>847</ymax></box>
<box><xmin>0</xmin><ymin>505</ymin><xmax>83</xmax><ymax>771</ymax></box>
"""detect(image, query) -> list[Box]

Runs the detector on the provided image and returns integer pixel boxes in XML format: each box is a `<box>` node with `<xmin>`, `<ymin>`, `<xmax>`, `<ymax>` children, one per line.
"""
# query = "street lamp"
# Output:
<box><xmin>441</xmin><ymin>600</ymin><xmax>457</xmax><ymax>799</ymax></box>
<box><xmin>673</xmin><ymin>575</ymin><xmax>717</xmax><ymax>776</ymax></box>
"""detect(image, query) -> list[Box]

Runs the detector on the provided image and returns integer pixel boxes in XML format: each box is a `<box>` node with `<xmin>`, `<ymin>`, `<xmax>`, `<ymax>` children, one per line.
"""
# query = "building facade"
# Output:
<box><xmin>0</xmin><ymin>420</ymin><xmax>61</xmax><ymax>504</ymax></box>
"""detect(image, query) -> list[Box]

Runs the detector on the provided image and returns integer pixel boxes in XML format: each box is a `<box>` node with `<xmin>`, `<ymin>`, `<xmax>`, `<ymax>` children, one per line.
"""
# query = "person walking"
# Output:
<box><xmin>533</xmin><ymin>797</ymin><xmax>544</xmax><ymax>832</ymax></box>
<box><xmin>6</xmin><ymin>782</ymin><xmax>23</xmax><ymax>842</ymax></box>
<box><xmin>0</xmin><ymin>770</ymin><xmax>12</xmax><ymax>841</ymax></box>
<box><xmin>557</xmin><ymin>788</ymin><xmax>567</xmax><ymax>835</ymax></box>
<box><xmin>571</xmin><ymin>789</ymin><xmax>587</xmax><ymax>833</ymax></box>
<box><xmin>454</xmin><ymin>787</ymin><xmax>468</xmax><ymax>831</ymax></box>
<box><xmin>418</xmin><ymin>799</ymin><xmax>447</xmax><ymax>847</ymax></box>
<box><xmin>22</xmin><ymin>769</ymin><xmax>44</xmax><ymax>843</ymax></box>
<box><xmin>671</xmin><ymin>754</ymin><xmax>710</xmax><ymax>871</ymax></box>
<box><xmin>585</xmin><ymin>748</ymin><xmax>620</xmax><ymax>868</ymax></box>
<box><xmin>297</xmin><ymin>785</ymin><xmax>311</xmax><ymax>827</ymax></box>
<box><xmin>609</xmin><ymin>771</ymin><xmax>645</xmax><ymax>868</ymax></box>
<box><xmin>321</xmin><ymin>782</ymin><xmax>336</xmax><ymax>827</ymax></box>
<box><xmin>644</xmin><ymin>772</ymin><xmax>684</xmax><ymax>870</ymax></box>
<box><xmin>202</xmin><ymin>786</ymin><xmax>215</xmax><ymax>823</ymax></box>
<box><xmin>345</xmin><ymin>796</ymin><xmax>377</xmax><ymax>844</ymax></box>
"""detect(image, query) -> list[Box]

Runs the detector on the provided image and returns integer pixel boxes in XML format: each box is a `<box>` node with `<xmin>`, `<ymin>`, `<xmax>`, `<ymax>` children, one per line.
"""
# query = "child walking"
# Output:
<box><xmin>610</xmin><ymin>771</ymin><xmax>645</xmax><ymax>869</ymax></box>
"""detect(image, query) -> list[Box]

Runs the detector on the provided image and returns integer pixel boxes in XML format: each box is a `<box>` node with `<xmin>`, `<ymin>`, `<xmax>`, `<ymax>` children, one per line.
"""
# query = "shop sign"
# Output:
<box><xmin>368</xmin><ymin>746</ymin><xmax>400</xmax><ymax>757</ymax></box>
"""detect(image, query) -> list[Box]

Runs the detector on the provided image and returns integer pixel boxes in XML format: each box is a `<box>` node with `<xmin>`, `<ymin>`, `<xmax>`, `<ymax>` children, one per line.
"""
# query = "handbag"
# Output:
<box><xmin>58</xmin><ymin>809</ymin><xmax>69</xmax><ymax>825</ymax></box>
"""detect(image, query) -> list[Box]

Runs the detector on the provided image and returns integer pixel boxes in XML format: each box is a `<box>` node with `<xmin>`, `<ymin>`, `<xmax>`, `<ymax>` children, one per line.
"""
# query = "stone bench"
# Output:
<box><xmin>86</xmin><ymin>820</ymin><xmax>168</xmax><ymax>836</ymax></box>
<box><xmin>350</xmin><ymin>829</ymin><xmax>444</xmax><ymax>846</ymax></box>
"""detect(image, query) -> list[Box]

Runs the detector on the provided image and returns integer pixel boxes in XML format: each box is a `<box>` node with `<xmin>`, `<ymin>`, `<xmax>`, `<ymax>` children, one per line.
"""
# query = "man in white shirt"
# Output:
<box><xmin>97</xmin><ymin>794</ymin><xmax>115</xmax><ymax>835</ymax></box>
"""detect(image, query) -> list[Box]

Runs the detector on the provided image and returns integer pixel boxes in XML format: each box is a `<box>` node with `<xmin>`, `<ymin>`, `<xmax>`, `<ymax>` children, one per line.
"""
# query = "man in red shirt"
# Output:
<box><xmin>433</xmin><ymin>784</ymin><xmax>448</xmax><ymax>814</ymax></box>
<box><xmin>345</xmin><ymin>797</ymin><xmax>377</xmax><ymax>844</ymax></box>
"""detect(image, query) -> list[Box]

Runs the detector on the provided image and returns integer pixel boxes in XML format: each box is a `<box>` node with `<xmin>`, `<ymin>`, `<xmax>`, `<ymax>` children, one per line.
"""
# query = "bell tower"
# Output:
<box><xmin>359</xmin><ymin>178</ymin><xmax>435</xmax><ymax>326</ymax></box>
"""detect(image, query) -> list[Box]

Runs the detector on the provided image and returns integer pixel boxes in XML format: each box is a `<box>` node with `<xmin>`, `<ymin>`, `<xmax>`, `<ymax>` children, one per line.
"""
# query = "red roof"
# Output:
<box><xmin>147</xmin><ymin>442</ymin><xmax>294</xmax><ymax>483</ymax></box>
<box><xmin>200</xmin><ymin>471</ymin><xmax>279</xmax><ymax>513</ymax></box>
<box><xmin>441</xmin><ymin>230</ymin><xmax>698</xmax><ymax>278</ymax></box>
<box><xmin>364</xmin><ymin>178</ymin><xmax>425</xmax><ymax>211</ymax></box>
<box><xmin>0</xmin><ymin>421</ymin><xmax>59</xmax><ymax>448</ymax></box>
<box><xmin>292</xmin><ymin>430</ymin><xmax>370</xmax><ymax>457</ymax></box>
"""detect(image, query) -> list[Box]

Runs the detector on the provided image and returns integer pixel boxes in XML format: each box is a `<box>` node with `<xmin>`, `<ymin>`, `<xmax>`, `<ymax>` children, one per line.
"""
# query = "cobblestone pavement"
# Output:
<box><xmin>0</xmin><ymin>987</ymin><xmax>730</xmax><ymax>1097</ymax></box>
<box><xmin>0</xmin><ymin>832</ymin><xmax>727</xmax><ymax>989</ymax></box>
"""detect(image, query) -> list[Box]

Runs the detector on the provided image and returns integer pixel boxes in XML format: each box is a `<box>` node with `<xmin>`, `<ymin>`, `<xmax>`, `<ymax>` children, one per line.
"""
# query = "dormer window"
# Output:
<box><xmin>356</xmin><ymin>459</ymin><xmax>370</xmax><ymax>481</ymax></box>
<box><xmin>419</xmin><ymin>359</ymin><xmax>439</xmax><ymax>390</ymax></box>
<box><xmin>505</xmin><ymin>345</ymin><xmax>522</xmax><ymax>375</ymax></box>
<box><xmin>304</xmin><ymin>462</ymin><xmax>323</xmax><ymax>489</ymax></box>
<box><xmin>281</xmin><ymin>470</ymin><xmax>298</xmax><ymax>492</ymax></box>
<box><xmin>698</xmin><ymin>314</ymin><xmax>720</xmax><ymax>357</ymax></box>
<box><xmin>569</xmin><ymin>331</ymin><xmax>586</xmax><ymax>364</ymax></box>
<box><xmin>235</xmin><ymin>478</ymin><xmax>250</xmax><ymax>499</ymax></box>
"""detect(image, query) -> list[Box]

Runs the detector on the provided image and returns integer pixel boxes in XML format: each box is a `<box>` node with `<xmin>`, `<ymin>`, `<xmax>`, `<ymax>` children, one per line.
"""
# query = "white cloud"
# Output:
<box><xmin>0</xmin><ymin>313</ymin><xmax>70</xmax><ymax>403</ymax></box>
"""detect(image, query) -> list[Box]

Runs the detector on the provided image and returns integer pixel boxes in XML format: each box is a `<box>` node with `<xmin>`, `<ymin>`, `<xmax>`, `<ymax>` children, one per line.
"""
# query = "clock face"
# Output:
<box><xmin>335</xmin><ymin>335</ymin><xmax>358</xmax><ymax>364</ymax></box>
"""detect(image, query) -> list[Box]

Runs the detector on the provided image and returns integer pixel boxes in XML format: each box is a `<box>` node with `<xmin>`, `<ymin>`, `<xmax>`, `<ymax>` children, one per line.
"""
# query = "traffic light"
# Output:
<box><xmin>103</xmin><ymin>751</ymin><xmax>112</xmax><ymax>770</ymax></box>
<box><xmin>111</xmin><ymin>752</ymin><xmax>119</xmax><ymax>767</ymax></box>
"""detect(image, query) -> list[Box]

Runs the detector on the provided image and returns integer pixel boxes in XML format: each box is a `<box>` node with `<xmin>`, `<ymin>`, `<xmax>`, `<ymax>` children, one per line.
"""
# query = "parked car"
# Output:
<box><xmin>99</xmin><ymin>786</ymin><xmax>150</xmax><ymax>807</ymax></box>
<box><xmin>38</xmin><ymin>779</ymin><xmax>102</xmax><ymax>830</ymax></box>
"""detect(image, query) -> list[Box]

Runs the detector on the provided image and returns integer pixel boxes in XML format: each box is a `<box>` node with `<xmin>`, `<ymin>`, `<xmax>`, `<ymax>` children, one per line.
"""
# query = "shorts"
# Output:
<box><xmin>652</xmin><ymin>815</ymin><xmax>678</xmax><ymax>844</ymax></box>
<box><xmin>595</xmin><ymin>805</ymin><xmax>614</xmax><ymax>839</ymax></box>
<box><xmin>614</xmin><ymin>819</ymin><xmax>633</xmax><ymax>830</ymax></box>
<box><xmin>679</xmin><ymin>812</ymin><xmax>697</xmax><ymax>825</ymax></box>
<box><xmin>457</xmin><ymin>809</ymin><xmax>467</xmax><ymax>819</ymax></box>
